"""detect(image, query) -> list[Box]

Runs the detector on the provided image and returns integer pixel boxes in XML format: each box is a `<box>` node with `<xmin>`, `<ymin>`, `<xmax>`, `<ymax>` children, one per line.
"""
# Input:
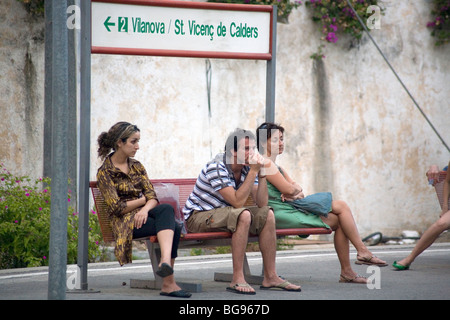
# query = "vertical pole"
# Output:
<box><xmin>265</xmin><ymin>5</ymin><xmax>277</xmax><ymax>123</ymax></box>
<box><xmin>77</xmin><ymin>0</ymin><xmax>92</xmax><ymax>291</ymax></box>
<box><xmin>68</xmin><ymin>0</ymin><xmax>78</xmax><ymax>210</ymax></box>
<box><xmin>48</xmin><ymin>0</ymin><xmax>69</xmax><ymax>300</ymax></box>
<box><xmin>43</xmin><ymin>1</ymin><xmax>52</xmax><ymax>179</ymax></box>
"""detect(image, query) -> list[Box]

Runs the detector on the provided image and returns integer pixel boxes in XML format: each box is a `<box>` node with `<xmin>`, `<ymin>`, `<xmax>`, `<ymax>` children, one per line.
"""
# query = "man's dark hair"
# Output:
<box><xmin>224</xmin><ymin>128</ymin><xmax>256</xmax><ymax>158</ymax></box>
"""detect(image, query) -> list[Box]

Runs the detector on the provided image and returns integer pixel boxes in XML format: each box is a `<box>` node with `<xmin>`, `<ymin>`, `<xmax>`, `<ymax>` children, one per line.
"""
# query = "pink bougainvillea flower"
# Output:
<box><xmin>326</xmin><ymin>32</ymin><xmax>338</xmax><ymax>43</ymax></box>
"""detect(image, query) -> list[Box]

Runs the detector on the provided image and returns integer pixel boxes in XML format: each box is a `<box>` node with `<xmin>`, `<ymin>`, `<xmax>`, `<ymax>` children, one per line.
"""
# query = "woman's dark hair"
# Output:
<box><xmin>256</xmin><ymin>122</ymin><xmax>285</xmax><ymax>153</ymax></box>
<box><xmin>97</xmin><ymin>122</ymin><xmax>140</xmax><ymax>160</ymax></box>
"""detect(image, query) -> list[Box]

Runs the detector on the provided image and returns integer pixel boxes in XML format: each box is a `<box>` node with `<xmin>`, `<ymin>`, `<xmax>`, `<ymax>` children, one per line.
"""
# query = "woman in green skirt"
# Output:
<box><xmin>257</xmin><ymin>122</ymin><xmax>387</xmax><ymax>284</ymax></box>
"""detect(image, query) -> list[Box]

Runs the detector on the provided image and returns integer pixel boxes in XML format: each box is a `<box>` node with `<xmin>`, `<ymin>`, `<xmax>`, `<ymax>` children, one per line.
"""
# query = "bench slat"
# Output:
<box><xmin>148</xmin><ymin>227</ymin><xmax>332</xmax><ymax>243</ymax></box>
<box><xmin>90</xmin><ymin>181</ymin><xmax>115</xmax><ymax>242</ymax></box>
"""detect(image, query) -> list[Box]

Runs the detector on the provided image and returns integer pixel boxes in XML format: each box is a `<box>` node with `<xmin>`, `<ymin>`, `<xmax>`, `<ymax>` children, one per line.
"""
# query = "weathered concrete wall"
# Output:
<box><xmin>1</xmin><ymin>0</ymin><xmax>449</xmax><ymax>237</ymax></box>
<box><xmin>273</xmin><ymin>0</ymin><xmax>450</xmax><ymax>235</ymax></box>
<box><xmin>0</xmin><ymin>0</ymin><xmax>45</xmax><ymax>177</ymax></box>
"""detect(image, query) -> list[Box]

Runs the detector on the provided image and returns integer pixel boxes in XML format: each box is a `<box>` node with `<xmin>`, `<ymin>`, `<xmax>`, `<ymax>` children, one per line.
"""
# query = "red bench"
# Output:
<box><xmin>90</xmin><ymin>179</ymin><xmax>331</xmax><ymax>292</ymax></box>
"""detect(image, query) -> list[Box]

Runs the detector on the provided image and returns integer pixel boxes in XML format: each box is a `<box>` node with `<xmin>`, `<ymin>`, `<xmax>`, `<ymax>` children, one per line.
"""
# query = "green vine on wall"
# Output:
<box><xmin>304</xmin><ymin>0</ymin><xmax>383</xmax><ymax>59</ymax></box>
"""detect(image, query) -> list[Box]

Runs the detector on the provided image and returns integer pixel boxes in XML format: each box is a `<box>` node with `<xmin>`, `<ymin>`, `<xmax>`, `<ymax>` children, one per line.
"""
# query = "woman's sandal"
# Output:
<box><xmin>339</xmin><ymin>274</ymin><xmax>368</xmax><ymax>284</ymax></box>
<box><xmin>355</xmin><ymin>254</ymin><xmax>388</xmax><ymax>267</ymax></box>
<box><xmin>156</xmin><ymin>263</ymin><xmax>174</xmax><ymax>278</ymax></box>
<box><xmin>392</xmin><ymin>261</ymin><xmax>410</xmax><ymax>270</ymax></box>
<box><xmin>160</xmin><ymin>289</ymin><xmax>192</xmax><ymax>298</ymax></box>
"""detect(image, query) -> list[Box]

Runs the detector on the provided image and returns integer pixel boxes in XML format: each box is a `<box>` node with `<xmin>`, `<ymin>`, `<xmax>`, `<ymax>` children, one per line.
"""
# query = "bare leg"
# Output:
<box><xmin>333</xmin><ymin>218</ymin><xmax>351</xmax><ymax>273</ymax></box>
<box><xmin>230</xmin><ymin>210</ymin><xmax>255</xmax><ymax>293</ymax></box>
<box><xmin>322</xmin><ymin>204</ymin><xmax>380</xmax><ymax>283</ymax></box>
<box><xmin>160</xmin><ymin>258</ymin><xmax>182</xmax><ymax>293</ymax></box>
<box><xmin>321</xmin><ymin>213</ymin><xmax>359</xmax><ymax>279</ymax></box>
<box><xmin>397</xmin><ymin>210</ymin><xmax>450</xmax><ymax>267</ymax></box>
<box><xmin>259</xmin><ymin>210</ymin><xmax>301</xmax><ymax>290</ymax></box>
<box><xmin>325</xmin><ymin>200</ymin><xmax>385</xmax><ymax>264</ymax></box>
<box><xmin>156</xmin><ymin>231</ymin><xmax>186</xmax><ymax>294</ymax></box>
<box><xmin>258</xmin><ymin>210</ymin><xmax>278</xmax><ymax>281</ymax></box>
<box><xmin>157</xmin><ymin>229</ymin><xmax>174</xmax><ymax>266</ymax></box>
<box><xmin>330</xmin><ymin>201</ymin><xmax>367</xmax><ymax>252</ymax></box>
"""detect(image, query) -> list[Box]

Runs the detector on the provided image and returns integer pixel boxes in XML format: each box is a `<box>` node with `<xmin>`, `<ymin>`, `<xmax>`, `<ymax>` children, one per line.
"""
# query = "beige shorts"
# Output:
<box><xmin>186</xmin><ymin>206</ymin><xmax>272</xmax><ymax>235</ymax></box>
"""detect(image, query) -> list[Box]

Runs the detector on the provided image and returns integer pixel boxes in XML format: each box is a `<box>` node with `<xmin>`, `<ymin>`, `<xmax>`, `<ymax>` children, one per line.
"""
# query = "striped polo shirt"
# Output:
<box><xmin>182</xmin><ymin>154</ymin><xmax>258</xmax><ymax>220</ymax></box>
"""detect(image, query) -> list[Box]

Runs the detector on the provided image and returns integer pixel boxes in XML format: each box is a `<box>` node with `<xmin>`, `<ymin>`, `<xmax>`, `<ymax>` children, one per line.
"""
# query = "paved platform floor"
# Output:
<box><xmin>1</xmin><ymin>242</ymin><xmax>449</xmax><ymax>304</ymax></box>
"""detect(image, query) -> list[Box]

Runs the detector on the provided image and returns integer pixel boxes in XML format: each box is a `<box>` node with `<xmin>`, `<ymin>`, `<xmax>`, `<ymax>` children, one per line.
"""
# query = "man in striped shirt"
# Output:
<box><xmin>183</xmin><ymin>128</ymin><xmax>301</xmax><ymax>294</ymax></box>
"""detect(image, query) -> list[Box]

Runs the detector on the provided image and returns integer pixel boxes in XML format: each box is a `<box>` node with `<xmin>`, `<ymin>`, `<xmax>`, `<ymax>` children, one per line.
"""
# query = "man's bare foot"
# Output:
<box><xmin>226</xmin><ymin>283</ymin><xmax>256</xmax><ymax>295</ymax></box>
<box><xmin>261</xmin><ymin>277</ymin><xmax>301</xmax><ymax>291</ymax></box>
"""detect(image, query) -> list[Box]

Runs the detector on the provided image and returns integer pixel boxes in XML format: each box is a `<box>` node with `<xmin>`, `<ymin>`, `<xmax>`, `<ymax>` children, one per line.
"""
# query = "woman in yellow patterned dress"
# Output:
<box><xmin>97</xmin><ymin>121</ymin><xmax>191</xmax><ymax>298</ymax></box>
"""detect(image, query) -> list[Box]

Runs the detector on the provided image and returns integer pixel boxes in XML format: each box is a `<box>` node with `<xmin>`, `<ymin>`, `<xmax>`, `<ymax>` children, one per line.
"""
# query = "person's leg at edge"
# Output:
<box><xmin>259</xmin><ymin>209</ymin><xmax>301</xmax><ymax>290</ymax></box>
<box><xmin>396</xmin><ymin>210</ymin><xmax>450</xmax><ymax>268</ymax></box>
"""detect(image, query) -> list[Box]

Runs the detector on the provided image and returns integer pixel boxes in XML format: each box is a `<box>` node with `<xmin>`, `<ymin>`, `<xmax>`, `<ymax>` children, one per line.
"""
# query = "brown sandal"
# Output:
<box><xmin>355</xmin><ymin>255</ymin><xmax>388</xmax><ymax>267</ymax></box>
<box><xmin>339</xmin><ymin>274</ymin><xmax>368</xmax><ymax>284</ymax></box>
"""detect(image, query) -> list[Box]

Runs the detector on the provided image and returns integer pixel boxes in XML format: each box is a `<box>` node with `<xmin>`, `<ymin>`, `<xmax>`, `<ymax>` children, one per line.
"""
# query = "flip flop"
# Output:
<box><xmin>160</xmin><ymin>289</ymin><xmax>192</xmax><ymax>298</ymax></box>
<box><xmin>392</xmin><ymin>261</ymin><xmax>410</xmax><ymax>270</ymax></box>
<box><xmin>156</xmin><ymin>263</ymin><xmax>174</xmax><ymax>278</ymax></box>
<box><xmin>260</xmin><ymin>280</ymin><xmax>301</xmax><ymax>292</ymax></box>
<box><xmin>355</xmin><ymin>255</ymin><xmax>388</xmax><ymax>267</ymax></box>
<box><xmin>226</xmin><ymin>283</ymin><xmax>256</xmax><ymax>295</ymax></box>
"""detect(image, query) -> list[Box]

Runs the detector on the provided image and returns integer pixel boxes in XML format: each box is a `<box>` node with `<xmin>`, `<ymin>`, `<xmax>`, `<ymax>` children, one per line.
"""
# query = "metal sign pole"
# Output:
<box><xmin>48</xmin><ymin>0</ymin><xmax>69</xmax><ymax>300</ymax></box>
<box><xmin>77</xmin><ymin>0</ymin><xmax>92</xmax><ymax>291</ymax></box>
<box><xmin>266</xmin><ymin>6</ymin><xmax>277</xmax><ymax>123</ymax></box>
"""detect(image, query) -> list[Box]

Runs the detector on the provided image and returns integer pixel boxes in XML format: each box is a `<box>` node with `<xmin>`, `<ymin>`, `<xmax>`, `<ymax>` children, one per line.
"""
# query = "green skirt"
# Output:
<box><xmin>269</xmin><ymin>198</ymin><xmax>330</xmax><ymax>230</ymax></box>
